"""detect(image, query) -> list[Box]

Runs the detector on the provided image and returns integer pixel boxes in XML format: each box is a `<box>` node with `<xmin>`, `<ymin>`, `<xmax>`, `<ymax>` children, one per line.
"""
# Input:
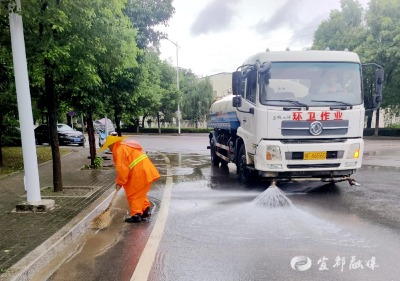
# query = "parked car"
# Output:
<box><xmin>35</xmin><ymin>124</ymin><xmax>85</xmax><ymax>146</ymax></box>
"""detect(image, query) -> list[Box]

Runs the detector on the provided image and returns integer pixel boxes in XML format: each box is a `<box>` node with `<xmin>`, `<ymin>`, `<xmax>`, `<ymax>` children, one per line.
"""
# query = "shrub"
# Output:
<box><xmin>1</xmin><ymin>127</ymin><xmax>22</xmax><ymax>147</ymax></box>
<box><xmin>93</xmin><ymin>155</ymin><xmax>103</xmax><ymax>169</ymax></box>
<box><xmin>122</xmin><ymin>127</ymin><xmax>211</xmax><ymax>134</ymax></box>
<box><xmin>364</xmin><ymin>128</ymin><xmax>400</xmax><ymax>137</ymax></box>
<box><xmin>386</xmin><ymin>123</ymin><xmax>400</xmax><ymax>129</ymax></box>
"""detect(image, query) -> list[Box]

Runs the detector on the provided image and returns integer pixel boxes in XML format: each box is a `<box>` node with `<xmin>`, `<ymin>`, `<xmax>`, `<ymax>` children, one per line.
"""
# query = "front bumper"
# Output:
<box><xmin>60</xmin><ymin>137</ymin><xmax>85</xmax><ymax>144</ymax></box>
<box><xmin>254</xmin><ymin>138</ymin><xmax>363</xmax><ymax>176</ymax></box>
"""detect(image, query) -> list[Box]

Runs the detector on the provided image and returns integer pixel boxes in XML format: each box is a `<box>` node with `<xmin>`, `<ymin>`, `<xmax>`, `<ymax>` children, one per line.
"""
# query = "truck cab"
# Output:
<box><xmin>208</xmin><ymin>50</ymin><xmax>384</xmax><ymax>184</ymax></box>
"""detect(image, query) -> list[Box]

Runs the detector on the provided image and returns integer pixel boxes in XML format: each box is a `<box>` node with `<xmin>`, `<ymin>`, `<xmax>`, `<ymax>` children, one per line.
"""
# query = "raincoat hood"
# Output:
<box><xmin>120</xmin><ymin>140</ymin><xmax>143</xmax><ymax>150</ymax></box>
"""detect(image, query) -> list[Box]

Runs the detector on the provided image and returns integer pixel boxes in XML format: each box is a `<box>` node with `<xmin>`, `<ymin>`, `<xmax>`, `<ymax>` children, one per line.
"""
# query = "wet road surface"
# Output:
<box><xmin>35</xmin><ymin>135</ymin><xmax>400</xmax><ymax>280</ymax></box>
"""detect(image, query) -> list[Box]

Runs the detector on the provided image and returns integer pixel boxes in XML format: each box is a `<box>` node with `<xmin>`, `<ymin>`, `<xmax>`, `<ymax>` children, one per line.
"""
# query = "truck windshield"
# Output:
<box><xmin>260</xmin><ymin>62</ymin><xmax>362</xmax><ymax>107</ymax></box>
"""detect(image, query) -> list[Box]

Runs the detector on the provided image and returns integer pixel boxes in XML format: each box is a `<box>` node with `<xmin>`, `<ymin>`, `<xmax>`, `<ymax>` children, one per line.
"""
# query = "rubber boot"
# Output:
<box><xmin>141</xmin><ymin>207</ymin><xmax>152</xmax><ymax>218</ymax></box>
<box><xmin>125</xmin><ymin>214</ymin><xmax>142</xmax><ymax>223</ymax></box>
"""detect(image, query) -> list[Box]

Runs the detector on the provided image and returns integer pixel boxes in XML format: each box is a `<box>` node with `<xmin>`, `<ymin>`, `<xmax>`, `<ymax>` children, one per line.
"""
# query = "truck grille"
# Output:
<box><xmin>281</xmin><ymin>120</ymin><xmax>349</xmax><ymax>136</ymax></box>
<box><xmin>282</xmin><ymin>129</ymin><xmax>348</xmax><ymax>136</ymax></box>
<box><xmin>287</xmin><ymin>163</ymin><xmax>341</xmax><ymax>169</ymax></box>
<box><xmin>281</xmin><ymin>139</ymin><xmax>347</xmax><ymax>144</ymax></box>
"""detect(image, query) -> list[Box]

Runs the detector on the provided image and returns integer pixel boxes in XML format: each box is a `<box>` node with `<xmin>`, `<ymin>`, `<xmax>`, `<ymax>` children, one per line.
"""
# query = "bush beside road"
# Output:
<box><xmin>123</xmin><ymin>127</ymin><xmax>211</xmax><ymax>134</ymax></box>
<box><xmin>363</xmin><ymin>128</ymin><xmax>400</xmax><ymax>137</ymax></box>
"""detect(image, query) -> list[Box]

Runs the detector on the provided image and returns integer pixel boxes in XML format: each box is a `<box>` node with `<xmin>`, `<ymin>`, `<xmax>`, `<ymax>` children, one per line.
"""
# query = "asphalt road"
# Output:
<box><xmin>35</xmin><ymin>134</ymin><xmax>400</xmax><ymax>281</ymax></box>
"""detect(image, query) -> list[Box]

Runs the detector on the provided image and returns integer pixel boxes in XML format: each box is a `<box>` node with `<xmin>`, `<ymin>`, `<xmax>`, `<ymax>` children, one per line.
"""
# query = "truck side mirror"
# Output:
<box><xmin>232</xmin><ymin>71</ymin><xmax>242</xmax><ymax>96</ymax></box>
<box><xmin>259</xmin><ymin>61</ymin><xmax>272</xmax><ymax>74</ymax></box>
<box><xmin>232</xmin><ymin>96</ymin><xmax>242</xmax><ymax>107</ymax></box>
<box><xmin>373</xmin><ymin>68</ymin><xmax>384</xmax><ymax>108</ymax></box>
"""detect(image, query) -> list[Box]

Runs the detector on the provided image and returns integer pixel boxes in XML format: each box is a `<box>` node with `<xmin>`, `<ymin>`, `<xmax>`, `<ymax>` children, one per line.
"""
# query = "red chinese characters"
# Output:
<box><xmin>334</xmin><ymin>111</ymin><xmax>343</xmax><ymax>120</ymax></box>
<box><xmin>307</xmin><ymin>112</ymin><xmax>316</xmax><ymax>121</ymax></box>
<box><xmin>291</xmin><ymin>111</ymin><xmax>344</xmax><ymax>121</ymax></box>
<box><xmin>292</xmin><ymin>112</ymin><xmax>303</xmax><ymax>121</ymax></box>
<box><xmin>320</xmin><ymin>111</ymin><xmax>330</xmax><ymax>121</ymax></box>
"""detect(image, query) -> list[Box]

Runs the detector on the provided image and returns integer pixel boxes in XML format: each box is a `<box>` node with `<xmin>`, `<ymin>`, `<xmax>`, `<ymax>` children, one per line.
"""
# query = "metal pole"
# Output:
<box><xmin>81</xmin><ymin>115</ymin><xmax>85</xmax><ymax>148</ymax></box>
<box><xmin>176</xmin><ymin>41</ymin><xmax>181</xmax><ymax>134</ymax></box>
<box><xmin>9</xmin><ymin>0</ymin><xmax>41</xmax><ymax>203</ymax></box>
<box><xmin>105</xmin><ymin>115</ymin><xmax>108</xmax><ymax>136</ymax></box>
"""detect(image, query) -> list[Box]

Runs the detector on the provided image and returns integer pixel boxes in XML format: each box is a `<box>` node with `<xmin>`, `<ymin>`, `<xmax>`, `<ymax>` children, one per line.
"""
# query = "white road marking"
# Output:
<box><xmin>130</xmin><ymin>153</ymin><xmax>172</xmax><ymax>281</ymax></box>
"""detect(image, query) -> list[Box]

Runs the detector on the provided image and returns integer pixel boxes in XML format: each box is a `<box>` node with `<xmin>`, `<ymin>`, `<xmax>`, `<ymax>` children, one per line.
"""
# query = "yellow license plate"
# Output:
<box><xmin>304</xmin><ymin>152</ymin><xmax>327</xmax><ymax>160</ymax></box>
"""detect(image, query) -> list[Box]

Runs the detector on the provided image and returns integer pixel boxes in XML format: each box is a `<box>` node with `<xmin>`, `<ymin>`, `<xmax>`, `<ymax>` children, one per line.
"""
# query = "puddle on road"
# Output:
<box><xmin>36</xmin><ymin>206</ymin><xmax>129</xmax><ymax>281</ymax></box>
<box><xmin>165</xmin><ymin>181</ymin><xmax>375</xmax><ymax>250</ymax></box>
<box><xmin>34</xmin><ymin>193</ymin><xmax>160</xmax><ymax>281</ymax></box>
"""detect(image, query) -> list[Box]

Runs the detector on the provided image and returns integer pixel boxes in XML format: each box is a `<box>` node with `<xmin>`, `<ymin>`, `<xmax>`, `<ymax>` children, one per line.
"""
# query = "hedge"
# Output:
<box><xmin>363</xmin><ymin>128</ymin><xmax>400</xmax><ymax>137</ymax></box>
<box><xmin>122</xmin><ymin>127</ymin><xmax>211</xmax><ymax>134</ymax></box>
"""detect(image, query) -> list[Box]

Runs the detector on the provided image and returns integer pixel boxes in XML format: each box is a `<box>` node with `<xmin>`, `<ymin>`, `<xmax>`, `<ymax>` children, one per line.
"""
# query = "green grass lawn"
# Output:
<box><xmin>0</xmin><ymin>147</ymin><xmax>72</xmax><ymax>177</ymax></box>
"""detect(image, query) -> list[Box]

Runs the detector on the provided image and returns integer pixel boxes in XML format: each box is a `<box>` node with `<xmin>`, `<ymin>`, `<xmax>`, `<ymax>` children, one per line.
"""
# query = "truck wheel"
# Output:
<box><xmin>210</xmin><ymin>139</ymin><xmax>220</xmax><ymax>166</ymax></box>
<box><xmin>238</xmin><ymin>145</ymin><xmax>253</xmax><ymax>184</ymax></box>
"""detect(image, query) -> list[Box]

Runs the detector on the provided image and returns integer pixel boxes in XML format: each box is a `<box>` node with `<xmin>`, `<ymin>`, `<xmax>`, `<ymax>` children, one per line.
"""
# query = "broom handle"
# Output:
<box><xmin>106</xmin><ymin>189</ymin><xmax>119</xmax><ymax>210</ymax></box>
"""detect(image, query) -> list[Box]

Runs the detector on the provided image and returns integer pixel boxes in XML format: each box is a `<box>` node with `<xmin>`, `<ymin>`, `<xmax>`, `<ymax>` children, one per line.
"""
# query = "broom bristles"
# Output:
<box><xmin>91</xmin><ymin>208</ymin><xmax>111</xmax><ymax>229</ymax></box>
<box><xmin>90</xmin><ymin>190</ymin><xmax>118</xmax><ymax>229</ymax></box>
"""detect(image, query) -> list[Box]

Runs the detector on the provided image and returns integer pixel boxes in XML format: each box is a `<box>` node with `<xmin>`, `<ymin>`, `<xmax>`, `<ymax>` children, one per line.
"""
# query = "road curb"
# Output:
<box><xmin>0</xmin><ymin>186</ymin><xmax>116</xmax><ymax>281</ymax></box>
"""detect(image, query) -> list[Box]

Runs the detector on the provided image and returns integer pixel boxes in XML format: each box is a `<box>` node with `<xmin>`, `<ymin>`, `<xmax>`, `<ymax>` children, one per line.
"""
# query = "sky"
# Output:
<box><xmin>158</xmin><ymin>0</ymin><xmax>369</xmax><ymax>77</ymax></box>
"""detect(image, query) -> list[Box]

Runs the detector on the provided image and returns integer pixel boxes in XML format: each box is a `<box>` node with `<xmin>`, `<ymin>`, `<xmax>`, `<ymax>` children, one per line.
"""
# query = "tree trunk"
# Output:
<box><xmin>374</xmin><ymin>108</ymin><xmax>380</xmax><ymax>136</ymax></box>
<box><xmin>45</xmin><ymin>60</ymin><xmax>63</xmax><ymax>192</ymax></box>
<box><xmin>0</xmin><ymin>114</ymin><xmax>3</xmax><ymax>166</ymax></box>
<box><xmin>141</xmin><ymin>116</ymin><xmax>146</xmax><ymax>129</ymax></box>
<box><xmin>66</xmin><ymin>114</ymin><xmax>72</xmax><ymax>127</ymax></box>
<box><xmin>157</xmin><ymin>112</ymin><xmax>161</xmax><ymax>134</ymax></box>
<box><xmin>114</xmin><ymin>113</ymin><xmax>122</xmax><ymax>136</ymax></box>
<box><xmin>0</xmin><ymin>144</ymin><xmax>2</xmax><ymax>167</ymax></box>
<box><xmin>87</xmin><ymin>113</ymin><xmax>96</xmax><ymax>167</ymax></box>
<box><xmin>366</xmin><ymin>111</ymin><xmax>373</xmax><ymax>129</ymax></box>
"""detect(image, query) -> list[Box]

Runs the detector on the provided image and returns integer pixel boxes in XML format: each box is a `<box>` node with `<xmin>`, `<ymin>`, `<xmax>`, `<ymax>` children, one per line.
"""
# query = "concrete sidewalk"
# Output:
<box><xmin>0</xmin><ymin>147</ymin><xmax>116</xmax><ymax>276</ymax></box>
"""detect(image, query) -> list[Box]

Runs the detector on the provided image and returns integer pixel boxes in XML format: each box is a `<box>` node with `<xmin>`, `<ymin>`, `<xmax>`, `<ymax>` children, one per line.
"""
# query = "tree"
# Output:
<box><xmin>363</xmin><ymin>0</ymin><xmax>400</xmax><ymax>116</ymax></box>
<box><xmin>64</xmin><ymin>0</ymin><xmax>139</xmax><ymax>166</ymax></box>
<box><xmin>158</xmin><ymin>59</ymin><xmax>179</xmax><ymax>128</ymax></box>
<box><xmin>8</xmin><ymin>0</ymin><xmax>139</xmax><ymax>189</ymax></box>
<box><xmin>0</xmin><ymin>2</ymin><xmax>17</xmax><ymax>166</ymax></box>
<box><xmin>124</xmin><ymin>0</ymin><xmax>175</xmax><ymax>49</ymax></box>
<box><xmin>0</xmin><ymin>48</ymin><xmax>17</xmax><ymax>166</ymax></box>
<box><xmin>312</xmin><ymin>0</ymin><xmax>400</xmax><ymax>133</ymax></box>
<box><xmin>181</xmin><ymin>70</ymin><xmax>213</xmax><ymax>128</ymax></box>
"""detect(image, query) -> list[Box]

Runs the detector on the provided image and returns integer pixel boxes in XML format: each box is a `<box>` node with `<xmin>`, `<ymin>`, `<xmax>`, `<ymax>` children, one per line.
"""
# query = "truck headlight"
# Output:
<box><xmin>266</xmin><ymin>145</ymin><xmax>282</xmax><ymax>161</ymax></box>
<box><xmin>347</xmin><ymin>143</ymin><xmax>360</xmax><ymax>159</ymax></box>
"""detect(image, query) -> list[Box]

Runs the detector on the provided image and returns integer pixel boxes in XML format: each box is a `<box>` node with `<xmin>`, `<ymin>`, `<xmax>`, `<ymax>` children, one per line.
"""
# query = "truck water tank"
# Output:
<box><xmin>208</xmin><ymin>95</ymin><xmax>240</xmax><ymax>130</ymax></box>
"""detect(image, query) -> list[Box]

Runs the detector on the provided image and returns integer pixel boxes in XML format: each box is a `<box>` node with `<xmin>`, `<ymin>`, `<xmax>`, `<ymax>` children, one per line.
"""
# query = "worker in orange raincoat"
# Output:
<box><xmin>97</xmin><ymin>136</ymin><xmax>160</xmax><ymax>223</ymax></box>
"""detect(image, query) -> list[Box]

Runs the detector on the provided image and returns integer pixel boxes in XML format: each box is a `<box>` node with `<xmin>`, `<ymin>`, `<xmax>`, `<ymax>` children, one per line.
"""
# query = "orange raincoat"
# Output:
<box><xmin>112</xmin><ymin>140</ymin><xmax>160</xmax><ymax>216</ymax></box>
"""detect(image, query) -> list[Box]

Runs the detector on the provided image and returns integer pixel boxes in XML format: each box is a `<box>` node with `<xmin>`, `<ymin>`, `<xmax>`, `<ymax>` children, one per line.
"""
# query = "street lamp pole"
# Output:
<box><xmin>165</xmin><ymin>38</ymin><xmax>181</xmax><ymax>134</ymax></box>
<box><xmin>9</xmin><ymin>0</ymin><xmax>41</xmax><ymax>203</ymax></box>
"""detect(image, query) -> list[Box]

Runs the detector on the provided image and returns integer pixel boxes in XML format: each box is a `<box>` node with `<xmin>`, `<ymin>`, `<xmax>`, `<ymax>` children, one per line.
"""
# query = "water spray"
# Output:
<box><xmin>253</xmin><ymin>179</ymin><xmax>293</xmax><ymax>208</ymax></box>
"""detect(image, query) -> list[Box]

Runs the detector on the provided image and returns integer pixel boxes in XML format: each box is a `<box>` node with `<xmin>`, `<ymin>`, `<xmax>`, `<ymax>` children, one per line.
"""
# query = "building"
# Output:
<box><xmin>202</xmin><ymin>72</ymin><xmax>232</xmax><ymax>99</ymax></box>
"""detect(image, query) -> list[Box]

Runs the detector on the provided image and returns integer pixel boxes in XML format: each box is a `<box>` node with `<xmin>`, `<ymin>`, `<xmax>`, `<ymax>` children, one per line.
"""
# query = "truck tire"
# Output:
<box><xmin>238</xmin><ymin>145</ymin><xmax>254</xmax><ymax>185</ymax></box>
<box><xmin>210</xmin><ymin>139</ymin><xmax>220</xmax><ymax>166</ymax></box>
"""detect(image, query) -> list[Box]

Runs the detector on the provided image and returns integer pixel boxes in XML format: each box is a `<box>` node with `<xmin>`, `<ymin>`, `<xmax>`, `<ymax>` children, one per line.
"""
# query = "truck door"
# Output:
<box><xmin>238</xmin><ymin>69</ymin><xmax>257</xmax><ymax>154</ymax></box>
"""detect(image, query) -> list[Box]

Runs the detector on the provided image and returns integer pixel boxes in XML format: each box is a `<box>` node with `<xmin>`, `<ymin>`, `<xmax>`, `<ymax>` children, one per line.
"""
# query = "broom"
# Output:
<box><xmin>91</xmin><ymin>189</ymin><xmax>118</xmax><ymax>229</ymax></box>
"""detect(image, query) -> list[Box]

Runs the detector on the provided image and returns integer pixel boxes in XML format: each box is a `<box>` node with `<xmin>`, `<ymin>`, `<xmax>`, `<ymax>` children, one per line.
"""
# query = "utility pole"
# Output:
<box><xmin>81</xmin><ymin>115</ymin><xmax>85</xmax><ymax>148</ymax></box>
<box><xmin>9</xmin><ymin>0</ymin><xmax>41</xmax><ymax>203</ymax></box>
<box><xmin>165</xmin><ymin>38</ymin><xmax>181</xmax><ymax>134</ymax></box>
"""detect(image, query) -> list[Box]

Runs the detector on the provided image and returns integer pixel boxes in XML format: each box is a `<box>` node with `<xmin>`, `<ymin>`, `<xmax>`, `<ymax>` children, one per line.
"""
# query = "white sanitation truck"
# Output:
<box><xmin>207</xmin><ymin>50</ymin><xmax>384</xmax><ymax>185</ymax></box>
